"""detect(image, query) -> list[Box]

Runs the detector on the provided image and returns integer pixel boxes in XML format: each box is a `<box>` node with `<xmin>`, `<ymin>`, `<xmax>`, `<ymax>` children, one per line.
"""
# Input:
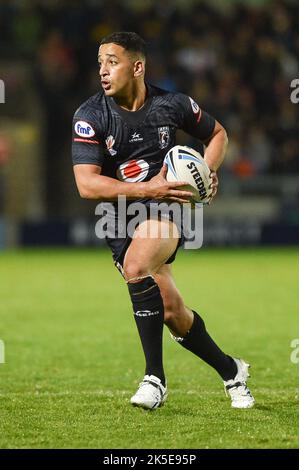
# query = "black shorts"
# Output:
<box><xmin>103</xmin><ymin>199</ymin><xmax>185</xmax><ymax>274</ymax></box>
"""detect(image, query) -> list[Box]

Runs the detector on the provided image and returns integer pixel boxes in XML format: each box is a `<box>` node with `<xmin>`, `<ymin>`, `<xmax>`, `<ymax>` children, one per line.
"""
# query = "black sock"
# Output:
<box><xmin>127</xmin><ymin>276</ymin><xmax>165</xmax><ymax>386</ymax></box>
<box><xmin>178</xmin><ymin>311</ymin><xmax>237</xmax><ymax>381</ymax></box>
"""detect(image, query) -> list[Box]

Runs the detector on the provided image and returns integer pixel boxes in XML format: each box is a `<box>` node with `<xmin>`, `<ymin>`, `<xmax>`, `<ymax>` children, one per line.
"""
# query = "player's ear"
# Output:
<box><xmin>133</xmin><ymin>60</ymin><xmax>145</xmax><ymax>78</ymax></box>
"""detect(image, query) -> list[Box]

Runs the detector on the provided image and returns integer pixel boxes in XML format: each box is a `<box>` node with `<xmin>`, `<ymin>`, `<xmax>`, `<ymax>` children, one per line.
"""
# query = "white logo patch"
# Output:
<box><xmin>189</xmin><ymin>97</ymin><xmax>200</xmax><ymax>114</ymax></box>
<box><xmin>75</xmin><ymin>121</ymin><xmax>95</xmax><ymax>138</ymax></box>
<box><xmin>129</xmin><ymin>132</ymin><xmax>143</xmax><ymax>143</ymax></box>
<box><xmin>135</xmin><ymin>310</ymin><xmax>160</xmax><ymax>317</ymax></box>
<box><xmin>117</xmin><ymin>159</ymin><xmax>149</xmax><ymax>182</ymax></box>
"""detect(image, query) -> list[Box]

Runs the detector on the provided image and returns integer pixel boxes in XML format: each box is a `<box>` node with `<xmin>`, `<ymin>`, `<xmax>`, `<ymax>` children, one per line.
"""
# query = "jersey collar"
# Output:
<box><xmin>108</xmin><ymin>83</ymin><xmax>153</xmax><ymax>127</ymax></box>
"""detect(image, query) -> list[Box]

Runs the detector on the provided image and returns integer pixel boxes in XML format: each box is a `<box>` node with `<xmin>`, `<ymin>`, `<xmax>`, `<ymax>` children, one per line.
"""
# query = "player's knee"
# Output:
<box><xmin>123</xmin><ymin>261</ymin><xmax>149</xmax><ymax>282</ymax></box>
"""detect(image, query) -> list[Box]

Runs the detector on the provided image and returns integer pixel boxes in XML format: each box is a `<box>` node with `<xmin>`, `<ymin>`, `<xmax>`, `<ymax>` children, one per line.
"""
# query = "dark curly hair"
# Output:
<box><xmin>100</xmin><ymin>31</ymin><xmax>147</xmax><ymax>59</ymax></box>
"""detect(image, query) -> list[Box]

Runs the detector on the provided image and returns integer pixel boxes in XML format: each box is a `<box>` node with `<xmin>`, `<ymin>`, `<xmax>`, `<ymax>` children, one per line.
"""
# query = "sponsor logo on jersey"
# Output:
<box><xmin>187</xmin><ymin>161</ymin><xmax>207</xmax><ymax>199</ymax></box>
<box><xmin>116</xmin><ymin>159</ymin><xmax>149</xmax><ymax>182</ymax></box>
<box><xmin>74</xmin><ymin>121</ymin><xmax>95</xmax><ymax>138</ymax></box>
<box><xmin>129</xmin><ymin>132</ymin><xmax>143</xmax><ymax>143</ymax></box>
<box><xmin>188</xmin><ymin>97</ymin><xmax>202</xmax><ymax>123</ymax></box>
<box><xmin>189</xmin><ymin>97</ymin><xmax>200</xmax><ymax>114</ymax></box>
<box><xmin>158</xmin><ymin>126</ymin><xmax>170</xmax><ymax>149</ymax></box>
<box><xmin>105</xmin><ymin>135</ymin><xmax>117</xmax><ymax>156</ymax></box>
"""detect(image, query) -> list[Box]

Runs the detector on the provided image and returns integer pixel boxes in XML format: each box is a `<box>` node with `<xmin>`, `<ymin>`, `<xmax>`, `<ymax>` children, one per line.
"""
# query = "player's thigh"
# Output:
<box><xmin>154</xmin><ymin>264</ymin><xmax>185</xmax><ymax>319</ymax></box>
<box><xmin>123</xmin><ymin>219</ymin><xmax>179</xmax><ymax>280</ymax></box>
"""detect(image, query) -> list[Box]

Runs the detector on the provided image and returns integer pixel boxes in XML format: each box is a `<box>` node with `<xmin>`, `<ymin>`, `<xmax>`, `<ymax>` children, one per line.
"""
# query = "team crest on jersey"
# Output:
<box><xmin>158</xmin><ymin>126</ymin><xmax>170</xmax><ymax>149</ymax></box>
<box><xmin>105</xmin><ymin>135</ymin><xmax>117</xmax><ymax>156</ymax></box>
<box><xmin>74</xmin><ymin>120</ymin><xmax>95</xmax><ymax>138</ymax></box>
<box><xmin>116</xmin><ymin>159</ymin><xmax>149</xmax><ymax>182</ymax></box>
<box><xmin>189</xmin><ymin>97</ymin><xmax>200</xmax><ymax>114</ymax></box>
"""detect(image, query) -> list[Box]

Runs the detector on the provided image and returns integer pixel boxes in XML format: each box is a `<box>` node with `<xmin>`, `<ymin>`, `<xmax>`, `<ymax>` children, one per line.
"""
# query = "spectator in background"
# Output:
<box><xmin>1</xmin><ymin>0</ymin><xmax>298</xmax><ymax>214</ymax></box>
<box><xmin>35</xmin><ymin>30</ymin><xmax>76</xmax><ymax>215</ymax></box>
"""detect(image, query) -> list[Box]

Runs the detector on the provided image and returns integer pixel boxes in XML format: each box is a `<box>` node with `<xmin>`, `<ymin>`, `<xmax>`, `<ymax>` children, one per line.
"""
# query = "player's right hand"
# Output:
<box><xmin>145</xmin><ymin>164</ymin><xmax>193</xmax><ymax>203</ymax></box>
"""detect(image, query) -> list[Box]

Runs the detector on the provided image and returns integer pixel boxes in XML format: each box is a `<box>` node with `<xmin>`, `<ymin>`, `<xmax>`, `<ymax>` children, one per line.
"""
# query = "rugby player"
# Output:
<box><xmin>72</xmin><ymin>32</ymin><xmax>254</xmax><ymax>410</ymax></box>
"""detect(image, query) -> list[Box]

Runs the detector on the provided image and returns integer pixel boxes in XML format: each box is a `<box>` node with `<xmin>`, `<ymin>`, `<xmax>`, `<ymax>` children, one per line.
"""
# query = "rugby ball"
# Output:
<box><xmin>164</xmin><ymin>145</ymin><xmax>212</xmax><ymax>203</ymax></box>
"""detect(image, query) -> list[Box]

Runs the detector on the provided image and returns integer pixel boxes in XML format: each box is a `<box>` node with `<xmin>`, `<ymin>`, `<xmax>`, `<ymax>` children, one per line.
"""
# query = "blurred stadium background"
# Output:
<box><xmin>0</xmin><ymin>0</ymin><xmax>299</xmax><ymax>249</ymax></box>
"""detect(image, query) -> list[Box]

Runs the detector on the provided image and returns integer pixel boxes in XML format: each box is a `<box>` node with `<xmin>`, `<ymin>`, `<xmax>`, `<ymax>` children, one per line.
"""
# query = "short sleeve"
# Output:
<box><xmin>72</xmin><ymin>107</ymin><xmax>105</xmax><ymax>166</ymax></box>
<box><xmin>176</xmin><ymin>93</ymin><xmax>216</xmax><ymax>142</ymax></box>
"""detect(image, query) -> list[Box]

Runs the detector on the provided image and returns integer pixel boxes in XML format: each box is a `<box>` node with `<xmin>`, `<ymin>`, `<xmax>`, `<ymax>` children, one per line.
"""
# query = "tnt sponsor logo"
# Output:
<box><xmin>117</xmin><ymin>159</ymin><xmax>149</xmax><ymax>182</ymax></box>
<box><xmin>74</xmin><ymin>121</ymin><xmax>95</xmax><ymax>138</ymax></box>
<box><xmin>0</xmin><ymin>79</ymin><xmax>5</xmax><ymax>103</ymax></box>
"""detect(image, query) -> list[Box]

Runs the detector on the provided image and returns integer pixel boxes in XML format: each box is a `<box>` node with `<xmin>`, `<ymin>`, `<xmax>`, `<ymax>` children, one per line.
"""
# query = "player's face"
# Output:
<box><xmin>98</xmin><ymin>43</ymin><xmax>137</xmax><ymax>97</ymax></box>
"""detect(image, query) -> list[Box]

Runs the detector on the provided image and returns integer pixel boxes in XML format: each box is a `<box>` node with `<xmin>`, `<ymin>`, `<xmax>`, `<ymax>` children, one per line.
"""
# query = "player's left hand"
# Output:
<box><xmin>208</xmin><ymin>171</ymin><xmax>218</xmax><ymax>204</ymax></box>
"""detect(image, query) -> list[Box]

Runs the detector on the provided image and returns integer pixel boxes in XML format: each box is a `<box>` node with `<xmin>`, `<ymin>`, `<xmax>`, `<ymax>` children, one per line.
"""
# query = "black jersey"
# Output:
<box><xmin>72</xmin><ymin>83</ymin><xmax>215</xmax><ymax>182</ymax></box>
<box><xmin>72</xmin><ymin>84</ymin><xmax>216</xmax><ymax>269</ymax></box>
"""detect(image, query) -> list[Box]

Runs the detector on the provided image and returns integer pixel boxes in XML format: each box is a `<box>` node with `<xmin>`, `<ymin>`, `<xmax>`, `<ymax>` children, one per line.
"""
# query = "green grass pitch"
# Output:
<box><xmin>0</xmin><ymin>247</ymin><xmax>298</xmax><ymax>449</ymax></box>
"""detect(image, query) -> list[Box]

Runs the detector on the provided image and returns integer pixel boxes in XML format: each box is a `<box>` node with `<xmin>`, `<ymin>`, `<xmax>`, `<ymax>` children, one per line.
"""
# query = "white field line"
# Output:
<box><xmin>0</xmin><ymin>389</ymin><xmax>298</xmax><ymax>398</ymax></box>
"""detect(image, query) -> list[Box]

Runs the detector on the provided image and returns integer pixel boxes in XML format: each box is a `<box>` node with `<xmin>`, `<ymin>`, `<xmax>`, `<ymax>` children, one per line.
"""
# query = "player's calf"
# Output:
<box><xmin>127</xmin><ymin>274</ymin><xmax>166</xmax><ymax>387</ymax></box>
